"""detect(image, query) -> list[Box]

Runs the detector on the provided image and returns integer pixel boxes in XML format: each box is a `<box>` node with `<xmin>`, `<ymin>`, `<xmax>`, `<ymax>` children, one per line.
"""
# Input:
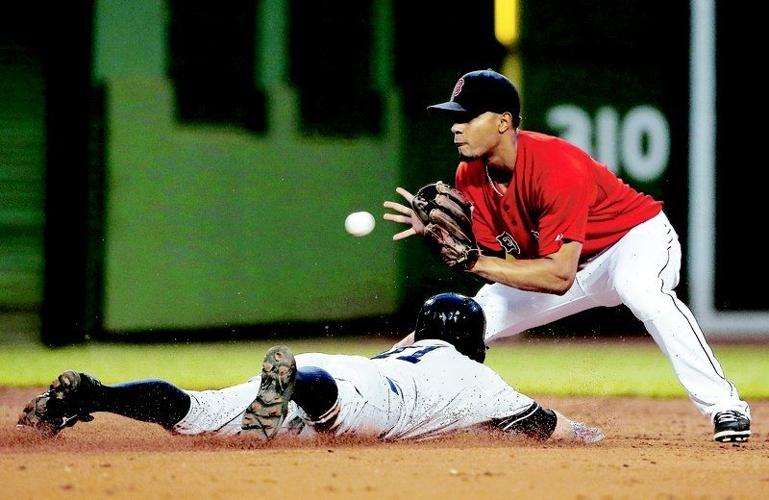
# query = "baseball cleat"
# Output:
<box><xmin>713</xmin><ymin>410</ymin><xmax>751</xmax><ymax>443</ymax></box>
<box><xmin>241</xmin><ymin>345</ymin><xmax>297</xmax><ymax>440</ymax></box>
<box><xmin>16</xmin><ymin>370</ymin><xmax>99</xmax><ymax>436</ymax></box>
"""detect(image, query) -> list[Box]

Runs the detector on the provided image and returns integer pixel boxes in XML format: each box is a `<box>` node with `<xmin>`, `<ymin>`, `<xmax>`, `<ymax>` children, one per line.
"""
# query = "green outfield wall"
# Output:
<box><xmin>95</xmin><ymin>0</ymin><xmax>402</xmax><ymax>330</ymax></box>
<box><xmin>4</xmin><ymin>1</ymin><xmax>764</xmax><ymax>341</ymax></box>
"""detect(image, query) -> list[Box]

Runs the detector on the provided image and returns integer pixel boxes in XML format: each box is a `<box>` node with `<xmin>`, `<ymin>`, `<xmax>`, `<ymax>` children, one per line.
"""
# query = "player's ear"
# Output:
<box><xmin>498</xmin><ymin>112</ymin><xmax>513</xmax><ymax>134</ymax></box>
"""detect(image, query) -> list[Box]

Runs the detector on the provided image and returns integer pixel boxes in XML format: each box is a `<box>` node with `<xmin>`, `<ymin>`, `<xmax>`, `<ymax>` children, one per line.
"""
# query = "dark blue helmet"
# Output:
<box><xmin>414</xmin><ymin>293</ymin><xmax>487</xmax><ymax>363</ymax></box>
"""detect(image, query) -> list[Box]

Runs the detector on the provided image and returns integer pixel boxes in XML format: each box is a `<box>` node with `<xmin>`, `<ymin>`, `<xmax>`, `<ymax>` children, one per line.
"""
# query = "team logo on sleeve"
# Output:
<box><xmin>496</xmin><ymin>232</ymin><xmax>521</xmax><ymax>255</ymax></box>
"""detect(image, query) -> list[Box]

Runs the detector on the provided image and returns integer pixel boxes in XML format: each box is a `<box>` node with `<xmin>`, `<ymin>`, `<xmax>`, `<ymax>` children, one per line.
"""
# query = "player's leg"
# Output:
<box><xmin>292</xmin><ymin>366</ymin><xmax>339</xmax><ymax>423</ymax></box>
<box><xmin>241</xmin><ymin>348</ymin><xmax>397</xmax><ymax>440</ymax></box>
<box><xmin>295</xmin><ymin>352</ymin><xmax>399</xmax><ymax>438</ymax></box>
<box><xmin>173</xmin><ymin>380</ymin><xmax>263</xmax><ymax>435</ymax></box>
<box><xmin>241</xmin><ymin>347</ymin><xmax>343</xmax><ymax>438</ymax></box>
<box><xmin>85</xmin><ymin>379</ymin><xmax>190</xmax><ymax>428</ymax></box>
<box><xmin>240</xmin><ymin>349</ymin><xmax>342</xmax><ymax>436</ymax></box>
<box><xmin>18</xmin><ymin>371</ymin><xmax>191</xmax><ymax>435</ymax></box>
<box><xmin>17</xmin><ymin>369</ymin><xmax>272</xmax><ymax>437</ymax></box>
<box><xmin>608</xmin><ymin>212</ymin><xmax>750</xmax><ymax>441</ymax></box>
<box><xmin>396</xmin><ymin>275</ymin><xmax>613</xmax><ymax>348</ymax></box>
<box><xmin>476</xmin><ymin>246</ymin><xmax>621</xmax><ymax>342</ymax></box>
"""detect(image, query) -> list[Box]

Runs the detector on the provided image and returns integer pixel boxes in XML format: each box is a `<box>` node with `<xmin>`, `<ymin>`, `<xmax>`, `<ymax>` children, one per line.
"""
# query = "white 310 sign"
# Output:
<box><xmin>546</xmin><ymin>105</ymin><xmax>670</xmax><ymax>183</ymax></box>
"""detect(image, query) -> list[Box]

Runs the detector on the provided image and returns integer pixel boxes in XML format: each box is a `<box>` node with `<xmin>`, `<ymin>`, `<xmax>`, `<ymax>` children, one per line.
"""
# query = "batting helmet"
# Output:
<box><xmin>413</xmin><ymin>293</ymin><xmax>487</xmax><ymax>363</ymax></box>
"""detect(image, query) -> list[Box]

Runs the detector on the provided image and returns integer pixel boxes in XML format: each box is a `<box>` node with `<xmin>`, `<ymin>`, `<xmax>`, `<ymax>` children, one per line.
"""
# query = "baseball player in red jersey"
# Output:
<box><xmin>384</xmin><ymin>69</ymin><xmax>751</xmax><ymax>443</ymax></box>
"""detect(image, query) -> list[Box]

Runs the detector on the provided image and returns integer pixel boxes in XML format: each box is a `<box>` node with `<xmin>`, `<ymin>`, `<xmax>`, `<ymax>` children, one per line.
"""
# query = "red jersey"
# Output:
<box><xmin>455</xmin><ymin>131</ymin><xmax>663</xmax><ymax>261</ymax></box>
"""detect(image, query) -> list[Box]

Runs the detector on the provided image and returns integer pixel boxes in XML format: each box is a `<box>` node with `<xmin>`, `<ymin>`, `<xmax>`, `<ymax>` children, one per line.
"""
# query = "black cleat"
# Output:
<box><xmin>17</xmin><ymin>371</ymin><xmax>100</xmax><ymax>436</ymax></box>
<box><xmin>241</xmin><ymin>346</ymin><xmax>297</xmax><ymax>440</ymax></box>
<box><xmin>713</xmin><ymin>410</ymin><xmax>751</xmax><ymax>443</ymax></box>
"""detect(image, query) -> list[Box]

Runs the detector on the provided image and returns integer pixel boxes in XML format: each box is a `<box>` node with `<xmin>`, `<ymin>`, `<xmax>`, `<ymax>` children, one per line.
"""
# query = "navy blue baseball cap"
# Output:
<box><xmin>428</xmin><ymin>69</ymin><xmax>521</xmax><ymax>125</ymax></box>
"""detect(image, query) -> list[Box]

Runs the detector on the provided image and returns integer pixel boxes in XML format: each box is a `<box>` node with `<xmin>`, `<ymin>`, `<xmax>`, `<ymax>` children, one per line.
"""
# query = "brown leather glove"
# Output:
<box><xmin>411</xmin><ymin>181</ymin><xmax>480</xmax><ymax>270</ymax></box>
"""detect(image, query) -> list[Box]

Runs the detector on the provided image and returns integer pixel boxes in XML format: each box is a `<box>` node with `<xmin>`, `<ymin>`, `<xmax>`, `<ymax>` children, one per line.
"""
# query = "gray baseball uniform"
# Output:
<box><xmin>173</xmin><ymin>340</ymin><xmax>536</xmax><ymax>440</ymax></box>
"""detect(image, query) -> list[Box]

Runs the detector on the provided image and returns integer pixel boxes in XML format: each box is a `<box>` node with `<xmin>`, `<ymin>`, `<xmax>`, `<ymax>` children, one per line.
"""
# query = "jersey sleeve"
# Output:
<box><xmin>478</xmin><ymin>369</ymin><xmax>537</xmax><ymax>421</ymax></box>
<box><xmin>535</xmin><ymin>158</ymin><xmax>591</xmax><ymax>257</ymax></box>
<box><xmin>455</xmin><ymin>162</ymin><xmax>503</xmax><ymax>253</ymax></box>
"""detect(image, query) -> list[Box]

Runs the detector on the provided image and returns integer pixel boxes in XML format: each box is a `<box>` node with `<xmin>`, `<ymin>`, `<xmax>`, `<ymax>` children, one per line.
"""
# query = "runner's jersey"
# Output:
<box><xmin>455</xmin><ymin>131</ymin><xmax>663</xmax><ymax>260</ymax></box>
<box><xmin>370</xmin><ymin>340</ymin><xmax>533</xmax><ymax>439</ymax></box>
<box><xmin>295</xmin><ymin>341</ymin><xmax>532</xmax><ymax>440</ymax></box>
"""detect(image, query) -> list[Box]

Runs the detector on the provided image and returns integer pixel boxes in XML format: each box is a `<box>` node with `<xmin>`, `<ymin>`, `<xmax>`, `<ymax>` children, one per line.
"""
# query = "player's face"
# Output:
<box><xmin>451</xmin><ymin>112</ymin><xmax>502</xmax><ymax>160</ymax></box>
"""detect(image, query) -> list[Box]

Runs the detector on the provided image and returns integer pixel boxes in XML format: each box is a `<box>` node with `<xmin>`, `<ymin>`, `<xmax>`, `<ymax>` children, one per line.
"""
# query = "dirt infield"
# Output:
<box><xmin>1</xmin><ymin>388</ymin><xmax>767</xmax><ymax>499</ymax></box>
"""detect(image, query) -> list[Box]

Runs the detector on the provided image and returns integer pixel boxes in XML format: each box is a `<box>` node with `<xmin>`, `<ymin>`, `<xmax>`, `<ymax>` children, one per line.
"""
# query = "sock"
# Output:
<box><xmin>87</xmin><ymin>379</ymin><xmax>191</xmax><ymax>429</ymax></box>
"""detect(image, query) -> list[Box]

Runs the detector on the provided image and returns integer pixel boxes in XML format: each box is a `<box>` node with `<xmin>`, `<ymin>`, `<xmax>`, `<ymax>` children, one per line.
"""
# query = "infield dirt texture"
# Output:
<box><xmin>2</xmin><ymin>388</ymin><xmax>767</xmax><ymax>499</ymax></box>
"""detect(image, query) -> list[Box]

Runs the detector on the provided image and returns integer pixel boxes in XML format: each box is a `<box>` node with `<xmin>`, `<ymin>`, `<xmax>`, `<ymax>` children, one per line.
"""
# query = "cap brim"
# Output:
<box><xmin>426</xmin><ymin>101</ymin><xmax>468</xmax><ymax>114</ymax></box>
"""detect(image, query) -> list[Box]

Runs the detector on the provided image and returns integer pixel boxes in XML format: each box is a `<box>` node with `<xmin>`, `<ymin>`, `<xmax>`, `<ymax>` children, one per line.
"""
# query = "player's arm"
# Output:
<box><xmin>391</xmin><ymin>331</ymin><xmax>415</xmax><ymax>349</ymax></box>
<box><xmin>469</xmin><ymin>241</ymin><xmax>582</xmax><ymax>295</ymax></box>
<box><xmin>493</xmin><ymin>402</ymin><xmax>604</xmax><ymax>444</ymax></box>
<box><xmin>384</xmin><ymin>188</ymin><xmax>506</xmax><ymax>262</ymax></box>
<box><xmin>550</xmin><ymin>410</ymin><xmax>605</xmax><ymax>443</ymax></box>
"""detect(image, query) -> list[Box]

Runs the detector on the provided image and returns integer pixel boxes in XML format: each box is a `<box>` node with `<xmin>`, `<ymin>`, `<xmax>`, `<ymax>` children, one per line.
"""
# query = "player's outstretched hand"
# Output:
<box><xmin>551</xmin><ymin>411</ymin><xmax>605</xmax><ymax>444</ymax></box>
<box><xmin>569</xmin><ymin>421</ymin><xmax>605</xmax><ymax>444</ymax></box>
<box><xmin>383</xmin><ymin>187</ymin><xmax>426</xmax><ymax>240</ymax></box>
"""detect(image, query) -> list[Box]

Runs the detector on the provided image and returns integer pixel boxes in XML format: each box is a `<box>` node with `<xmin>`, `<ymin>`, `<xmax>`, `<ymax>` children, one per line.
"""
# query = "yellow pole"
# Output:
<box><xmin>494</xmin><ymin>0</ymin><xmax>519</xmax><ymax>47</ymax></box>
<box><xmin>495</xmin><ymin>0</ymin><xmax>523</xmax><ymax>109</ymax></box>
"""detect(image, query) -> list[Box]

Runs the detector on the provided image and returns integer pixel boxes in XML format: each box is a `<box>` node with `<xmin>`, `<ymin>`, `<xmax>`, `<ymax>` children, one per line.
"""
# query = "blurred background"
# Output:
<box><xmin>1</xmin><ymin>0</ymin><xmax>766</xmax><ymax>347</ymax></box>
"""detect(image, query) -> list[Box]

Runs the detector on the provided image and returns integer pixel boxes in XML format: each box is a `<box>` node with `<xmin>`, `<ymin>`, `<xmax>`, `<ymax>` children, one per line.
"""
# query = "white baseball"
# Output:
<box><xmin>345</xmin><ymin>211</ymin><xmax>376</xmax><ymax>237</ymax></box>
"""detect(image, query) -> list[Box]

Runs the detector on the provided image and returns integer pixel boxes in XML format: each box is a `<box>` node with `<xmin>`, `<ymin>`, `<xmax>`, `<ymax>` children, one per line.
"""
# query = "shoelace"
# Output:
<box><xmin>715</xmin><ymin>411</ymin><xmax>740</xmax><ymax>424</ymax></box>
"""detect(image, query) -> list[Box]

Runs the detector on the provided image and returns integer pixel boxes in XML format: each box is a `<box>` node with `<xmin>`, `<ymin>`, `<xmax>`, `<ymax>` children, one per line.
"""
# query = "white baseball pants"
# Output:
<box><xmin>172</xmin><ymin>353</ymin><xmax>396</xmax><ymax>437</ymax></box>
<box><xmin>475</xmin><ymin>211</ymin><xmax>750</xmax><ymax>419</ymax></box>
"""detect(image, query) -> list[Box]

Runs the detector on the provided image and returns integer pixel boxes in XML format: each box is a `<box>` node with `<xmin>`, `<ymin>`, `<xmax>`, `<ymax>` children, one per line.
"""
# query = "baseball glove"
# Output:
<box><xmin>411</xmin><ymin>181</ymin><xmax>480</xmax><ymax>270</ymax></box>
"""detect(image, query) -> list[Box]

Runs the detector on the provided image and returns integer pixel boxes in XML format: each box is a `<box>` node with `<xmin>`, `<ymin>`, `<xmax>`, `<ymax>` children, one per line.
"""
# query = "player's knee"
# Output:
<box><xmin>294</xmin><ymin>366</ymin><xmax>338</xmax><ymax>421</ymax></box>
<box><xmin>474</xmin><ymin>288</ymin><xmax>527</xmax><ymax>339</ymax></box>
<box><xmin>613</xmin><ymin>277</ymin><xmax>676</xmax><ymax>322</ymax></box>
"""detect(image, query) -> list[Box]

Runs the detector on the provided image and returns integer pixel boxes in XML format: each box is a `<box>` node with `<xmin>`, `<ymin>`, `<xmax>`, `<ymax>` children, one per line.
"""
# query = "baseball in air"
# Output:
<box><xmin>345</xmin><ymin>211</ymin><xmax>376</xmax><ymax>237</ymax></box>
